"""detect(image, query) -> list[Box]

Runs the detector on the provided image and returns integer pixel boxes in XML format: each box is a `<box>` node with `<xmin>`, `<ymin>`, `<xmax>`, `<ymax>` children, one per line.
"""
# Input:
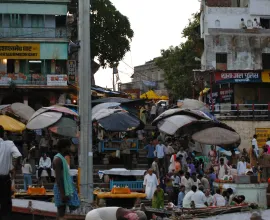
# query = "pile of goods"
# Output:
<box><xmin>215</xmin><ymin>175</ymin><xmax>233</xmax><ymax>183</ymax></box>
<box><xmin>27</xmin><ymin>186</ymin><xmax>46</xmax><ymax>195</ymax></box>
<box><xmin>111</xmin><ymin>185</ymin><xmax>131</xmax><ymax>194</ymax></box>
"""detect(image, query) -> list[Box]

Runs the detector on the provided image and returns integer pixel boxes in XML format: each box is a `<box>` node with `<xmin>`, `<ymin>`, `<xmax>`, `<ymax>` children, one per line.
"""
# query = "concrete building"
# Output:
<box><xmin>119</xmin><ymin>60</ymin><xmax>168</xmax><ymax>98</ymax></box>
<box><xmin>0</xmin><ymin>0</ymin><xmax>74</xmax><ymax>109</ymax></box>
<box><xmin>198</xmin><ymin>0</ymin><xmax>270</xmax><ymax>150</ymax></box>
<box><xmin>198</xmin><ymin>0</ymin><xmax>270</xmax><ymax>108</ymax></box>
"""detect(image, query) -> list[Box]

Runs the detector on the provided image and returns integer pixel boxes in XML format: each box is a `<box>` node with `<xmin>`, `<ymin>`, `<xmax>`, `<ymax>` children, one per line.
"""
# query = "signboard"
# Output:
<box><xmin>0</xmin><ymin>43</ymin><xmax>40</xmax><ymax>59</ymax></box>
<box><xmin>67</xmin><ymin>60</ymin><xmax>76</xmax><ymax>83</ymax></box>
<box><xmin>262</xmin><ymin>70</ymin><xmax>270</xmax><ymax>82</ymax></box>
<box><xmin>220</xmin><ymin>88</ymin><xmax>233</xmax><ymax>102</ymax></box>
<box><xmin>47</xmin><ymin>75</ymin><xmax>68</xmax><ymax>86</ymax></box>
<box><xmin>0</xmin><ymin>77</ymin><xmax>11</xmax><ymax>85</ymax></box>
<box><xmin>215</xmin><ymin>72</ymin><xmax>261</xmax><ymax>84</ymax></box>
<box><xmin>255</xmin><ymin>128</ymin><xmax>270</xmax><ymax>148</ymax></box>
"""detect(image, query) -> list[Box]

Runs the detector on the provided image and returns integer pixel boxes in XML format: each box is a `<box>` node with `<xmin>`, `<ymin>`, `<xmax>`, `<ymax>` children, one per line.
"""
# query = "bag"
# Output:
<box><xmin>116</xmin><ymin>150</ymin><xmax>120</xmax><ymax>158</ymax></box>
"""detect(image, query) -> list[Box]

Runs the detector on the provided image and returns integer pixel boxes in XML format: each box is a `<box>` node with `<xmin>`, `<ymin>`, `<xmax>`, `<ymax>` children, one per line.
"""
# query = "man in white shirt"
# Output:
<box><xmin>252</xmin><ymin>134</ymin><xmax>259</xmax><ymax>156</ymax></box>
<box><xmin>171</xmin><ymin>172</ymin><xmax>181</xmax><ymax>204</ymax></box>
<box><xmin>155</xmin><ymin>140</ymin><xmax>165</xmax><ymax>171</ymax></box>
<box><xmin>176</xmin><ymin>147</ymin><xmax>188</xmax><ymax>166</ymax></box>
<box><xmin>237</xmin><ymin>156</ymin><xmax>247</xmax><ymax>175</ymax></box>
<box><xmin>213</xmin><ymin>188</ymin><xmax>226</xmax><ymax>207</ymax></box>
<box><xmin>0</xmin><ymin>125</ymin><xmax>22</xmax><ymax>219</ymax></box>
<box><xmin>191</xmin><ymin>186</ymin><xmax>208</xmax><ymax>208</ymax></box>
<box><xmin>38</xmin><ymin>153</ymin><xmax>52</xmax><ymax>180</ymax></box>
<box><xmin>183</xmin><ymin>185</ymin><xmax>197</xmax><ymax>208</ymax></box>
<box><xmin>150</xmin><ymin>104</ymin><xmax>157</xmax><ymax>121</ymax></box>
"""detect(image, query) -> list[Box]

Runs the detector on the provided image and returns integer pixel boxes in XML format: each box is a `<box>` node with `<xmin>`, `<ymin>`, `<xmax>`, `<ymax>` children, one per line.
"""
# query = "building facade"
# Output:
<box><xmin>199</xmin><ymin>0</ymin><xmax>270</xmax><ymax>109</ymax></box>
<box><xmin>119</xmin><ymin>60</ymin><xmax>168</xmax><ymax>98</ymax></box>
<box><xmin>0</xmin><ymin>0</ymin><xmax>73</xmax><ymax>109</ymax></box>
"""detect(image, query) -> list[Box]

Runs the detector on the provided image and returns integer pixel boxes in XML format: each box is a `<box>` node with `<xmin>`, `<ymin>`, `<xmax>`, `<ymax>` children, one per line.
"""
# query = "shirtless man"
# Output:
<box><xmin>85</xmin><ymin>207</ymin><xmax>147</xmax><ymax>220</ymax></box>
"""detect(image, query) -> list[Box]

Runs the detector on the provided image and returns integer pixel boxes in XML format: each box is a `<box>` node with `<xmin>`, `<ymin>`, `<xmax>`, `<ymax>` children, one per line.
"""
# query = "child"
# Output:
<box><xmin>22</xmin><ymin>159</ymin><xmax>32</xmax><ymax>191</ymax></box>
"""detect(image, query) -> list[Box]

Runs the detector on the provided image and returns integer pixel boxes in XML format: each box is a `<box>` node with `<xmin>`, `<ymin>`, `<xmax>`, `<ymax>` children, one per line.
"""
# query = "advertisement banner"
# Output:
<box><xmin>255</xmin><ymin>128</ymin><xmax>270</xmax><ymax>148</ymax></box>
<box><xmin>0</xmin><ymin>43</ymin><xmax>40</xmax><ymax>59</ymax></box>
<box><xmin>47</xmin><ymin>75</ymin><xmax>68</xmax><ymax>86</ymax></box>
<box><xmin>0</xmin><ymin>77</ymin><xmax>11</xmax><ymax>85</ymax></box>
<box><xmin>262</xmin><ymin>70</ymin><xmax>270</xmax><ymax>82</ymax></box>
<box><xmin>215</xmin><ymin>71</ymin><xmax>261</xmax><ymax>83</ymax></box>
<box><xmin>67</xmin><ymin>60</ymin><xmax>76</xmax><ymax>83</ymax></box>
<box><xmin>220</xmin><ymin>88</ymin><xmax>233</xmax><ymax>102</ymax></box>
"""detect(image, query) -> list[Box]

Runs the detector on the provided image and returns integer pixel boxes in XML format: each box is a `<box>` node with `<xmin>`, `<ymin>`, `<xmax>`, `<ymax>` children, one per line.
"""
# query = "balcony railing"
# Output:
<box><xmin>210</xmin><ymin>103</ymin><xmax>270</xmax><ymax>120</ymax></box>
<box><xmin>0</xmin><ymin>27</ymin><xmax>68</xmax><ymax>38</ymax></box>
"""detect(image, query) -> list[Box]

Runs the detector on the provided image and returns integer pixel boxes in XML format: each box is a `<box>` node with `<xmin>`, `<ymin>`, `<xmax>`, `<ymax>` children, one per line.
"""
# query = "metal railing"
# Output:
<box><xmin>0</xmin><ymin>27</ymin><xmax>68</xmax><ymax>38</ymax></box>
<box><xmin>209</xmin><ymin>103</ymin><xmax>270</xmax><ymax>120</ymax></box>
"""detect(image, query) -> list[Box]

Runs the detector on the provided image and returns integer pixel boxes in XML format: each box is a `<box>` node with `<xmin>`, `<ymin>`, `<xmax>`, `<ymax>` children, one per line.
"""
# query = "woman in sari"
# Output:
<box><xmin>152</xmin><ymin>185</ymin><xmax>164</xmax><ymax>209</ymax></box>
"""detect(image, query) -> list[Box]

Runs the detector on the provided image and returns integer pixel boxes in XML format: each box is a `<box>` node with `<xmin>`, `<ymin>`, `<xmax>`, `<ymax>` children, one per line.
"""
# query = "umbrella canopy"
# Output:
<box><xmin>152</xmin><ymin>108</ymin><xmax>210</xmax><ymax>126</ymax></box>
<box><xmin>192</xmin><ymin>127</ymin><xmax>241</xmax><ymax>145</ymax></box>
<box><xmin>44</xmin><ymin>106</ymin><xmax>78</xmax><ymax>117</ymax></box>
<box><xmin>180</xmin><ymin>98</ymin><xmax>209</xmax><ymax>112</ymax></box>
<box><xmin>217</xmin><ymin>147</ymin><xmax>240</xmax><ymax>156</ymax></box>
<box><xmin>140</xmin><ymin>90</ymin><xmax>160</xmax><ymax>99</ymax></box>
<box><xmin>28</xmin><ymin>108</ymin><xmax>49</xmax><ymax>122</ymax></box>
<box><xmin>160</xmin><ymin>95</ymin><xmax>169</xmax><ymax>100</ymax></box>
<box><xmin>0</xmin><ymin>115</ymin><xmax>26</xmax><ymax>132</ymax></box>
<box><xmin>49</xmin><ymin>117</ymin><xmax>78</xmax><ymax>138</ymax></box>
<box><xmin>11</xmin><ymin>102</ymin><xmax>35</xmax><ymax>121</ymax></box>
<box><xmin>157</xmin><ymin>115</ymin><xmax>198</xmax><ymax>135</ymax></box>
<box><xmin>0</xmin><ymin>104</ymin><xmax>10</xmax><ymax>111</ymax></box>
<box><xmin>92</xmin><ymin>108</ymin><xmax>122</xmax><ymax>121</ymax></box>
<box><xmin>92</xmin><ymin>97</ymin><xmax>132</xmax><ymax>104</ymax></box>
<box><xmin>26</xmin><ymin>112</ymin><xmax>62</xmax><ymax>130</ymax></box>
<box><xmin>92</xmin><ymin>102</ymin><xmax>120</xmax><ymax>116</ymax></box>
<box><xmin>97</xmin><ymin>111</ymin><xmax>143</xmax><ymax>132</ymax></box>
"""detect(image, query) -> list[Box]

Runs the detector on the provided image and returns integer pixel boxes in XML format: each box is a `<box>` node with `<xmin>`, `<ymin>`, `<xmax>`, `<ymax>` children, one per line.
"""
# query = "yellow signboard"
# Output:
<box><xmin>0</xmin><ymin>43</ymin><xmax>40</xmax><ymax>59</ymax></box>
<box><xmin>255</xmin><ymin>128</ymin><xmax>270</xmax><ymax>147</ymax></box>
<box><xmin>262</xmin><ymin>70</ymin><xmax>270</xmax><ymax>82</ymax></box>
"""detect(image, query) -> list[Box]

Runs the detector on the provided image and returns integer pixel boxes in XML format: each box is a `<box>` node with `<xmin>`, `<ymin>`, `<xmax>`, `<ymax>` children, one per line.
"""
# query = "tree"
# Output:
<box><xmin>155</xmin><ymin>12</ymin><xmax>203</xmax><ymax>99</ymax></box>
<box><xmin>69</xmin><ymin>0</ymin><xmax>134</xmax><ymax>68</ymax></box>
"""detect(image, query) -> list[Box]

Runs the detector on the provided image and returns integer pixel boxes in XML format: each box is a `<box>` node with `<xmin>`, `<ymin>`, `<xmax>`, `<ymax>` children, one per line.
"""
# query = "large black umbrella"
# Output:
<box><xmin>97</xmin><ymin>111</ymin><xmax>144</xmax><ymax>132</ymax></box>
<box><xmin>92</xmin><ymin>97</ymin><xmax>144</xmax><ymax>105</ymax></box>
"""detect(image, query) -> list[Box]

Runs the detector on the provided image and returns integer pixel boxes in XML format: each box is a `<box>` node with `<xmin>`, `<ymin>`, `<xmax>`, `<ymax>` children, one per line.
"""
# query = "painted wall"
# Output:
<box><xmin>204</xmin><ymin>34</ymin><xmax>270</xmax><ymax>70</ymax></box>
<box><xmin>40</xmin><ymin>43</ymin><xmax>68</xmax><ymax>60</ymax></box>
<box><xmin>222</xmin><ymin>120</ymin><xmax>270</xmax><ymax>150</ymax></box>
<box><xmin>250</xmin><ymin>0</ymin><xmax>270</xmax><ymax>16</ymax></box>
<box><xmin>0</xmin><ymin>3</ymin><xmax>67</xmax><ymax>15</ymax></box>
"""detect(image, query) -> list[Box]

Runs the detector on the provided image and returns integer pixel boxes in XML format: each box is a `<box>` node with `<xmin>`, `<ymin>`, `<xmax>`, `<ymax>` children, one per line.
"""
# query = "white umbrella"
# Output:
<box><xmin>157</xmin><ymin>115</ymin><xmax>197</xmax><ymax>135</ymax></box>
<box><xmin>92</xmin><ymin>108</ymin><xmax>123</xmax><ymax>121</ymax></box>
<box><xmin>180</xmin><ymin>98</ymin><xmax>209</xmax><ymax>112</ymax></box>
<box><xmin>11</xmin><ymin>102</ymin><xmax>35</xmax><ymax>121</ymax></box>
<box><xmin>92</xmin><ymin>102</ymin><xmax>120</xmax><ymax>116</ymax></box>
<box><xmin>26</xmin><ymin>112</ymin><xmax>62</xmax><ymax>130</ymax></box>
<box><xmin>28</xmin><ymin>108</ymin><xmax>49</xmax><ymax>122</ymax></box>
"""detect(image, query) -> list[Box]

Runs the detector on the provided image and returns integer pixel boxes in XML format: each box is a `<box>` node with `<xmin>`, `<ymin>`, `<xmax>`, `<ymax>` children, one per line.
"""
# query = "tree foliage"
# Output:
<box><xmin>69</xmin><ymin>0</ymin><xmax>134</xmax><ymax>68</ymax></box>
<box><xmin>155</xmin><ymin>12</ymin><xmax>204</xmax><ymax>99</ymax></box>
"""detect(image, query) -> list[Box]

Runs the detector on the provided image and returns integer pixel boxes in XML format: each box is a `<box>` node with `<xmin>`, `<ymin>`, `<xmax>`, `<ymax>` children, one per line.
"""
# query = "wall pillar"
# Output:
<box><xmin>51</xmin><ymin>60</ymin><xmax>56</xmax><ymax>74</ymax></box>
<box><xmin>23</xmin><ymin>96</ymin><xmax>28</xmax><ymax>105</ymax></box>
<box><xmin>15</xmin><ymin>60</ymin><xmax>19</xmax><ymax>73</ymax></box>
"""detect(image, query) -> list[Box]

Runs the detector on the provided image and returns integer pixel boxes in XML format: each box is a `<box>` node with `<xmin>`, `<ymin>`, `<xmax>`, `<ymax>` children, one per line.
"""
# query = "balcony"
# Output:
<box><xmin>0</xmin><ymin>27</ymin><xmax>68</xmax><ymax>39</ymax></box>
<box><xmin>0</xmin><ymin>73</ymin><xmax>68</xmax><ymax>87</ymax></box>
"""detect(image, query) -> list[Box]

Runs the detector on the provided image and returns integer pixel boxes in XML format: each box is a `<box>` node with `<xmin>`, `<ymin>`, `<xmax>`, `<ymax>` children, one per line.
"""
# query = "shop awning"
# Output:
<box><xmin>199</xmin><ymin>88</ymin><xmax>210</xmax><ymax>96</ymax></box>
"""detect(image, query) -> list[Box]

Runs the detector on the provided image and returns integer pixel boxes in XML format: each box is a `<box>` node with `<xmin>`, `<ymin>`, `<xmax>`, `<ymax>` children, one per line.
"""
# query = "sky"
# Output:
<box><xmin>94</xmin><ymin>0</ymin><xmax>201</xmax><ymax>89</ymax></box>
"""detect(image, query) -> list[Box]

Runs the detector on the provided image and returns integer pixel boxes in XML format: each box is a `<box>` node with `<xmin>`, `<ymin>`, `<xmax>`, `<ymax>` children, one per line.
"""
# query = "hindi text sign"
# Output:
<box><xmin>0</xmin><ymin>43</ymin><xmax>40</xmax><ymax>59</ymax></box>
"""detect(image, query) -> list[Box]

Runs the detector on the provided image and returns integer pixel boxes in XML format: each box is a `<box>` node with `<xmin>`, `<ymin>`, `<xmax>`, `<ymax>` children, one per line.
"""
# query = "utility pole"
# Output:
<box><xmin>78</xmin><ymin>0</ymin><xmax>93</xmax><ymax>202</ymax></box>
<box><xmin>112</xmin><ymin>70</ymin><xmax>115</xmax><ymax>91</ymax></box>
<box><xmin>112</xmin><ymin>67</ymin><xmax>118</xmax><ymax>91</ymax></box>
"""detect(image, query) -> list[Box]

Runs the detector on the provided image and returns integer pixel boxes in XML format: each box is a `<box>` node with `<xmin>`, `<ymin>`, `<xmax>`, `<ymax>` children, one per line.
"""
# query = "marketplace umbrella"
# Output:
<box><xmin>217</xmin><ymin>147</ymin><xmax>240</xmax><ymax>156</ymax></box>
<box><xmin>26</xmin><ymin>112</ymin><xmax>62</xmax><ymax>130</ymax></box>
<box><xmin>49</xmin><ymin>117</ymin><xmax>78</xmax><ymax>138</ymax></box>
<box><xmin>44</xmin><ymin>106</ymin><xmax>78</xmax><ymax>117</ymax></box>
<box><xmin>192</xmin><ymin>127</ymin><xmax>241</xmax><ymax>145</ymax></box>
<box><xmin>97</xmin><ymin>110</ymin><xmax>143</xmax><ymax>132</ymax></box>
<box><xmin>28</xmin><ymin>108</ymin><xmax>49</xmax><ymax>122</ymax></box>
<box><xmin>180</xmin><ymin>98</ymin><xmax>210</xmax><ymax>112</ymax></box>
<box><xmin>0</xmin><ymin>115</ymin><xmax>26</xmax><ymax>132</ymax></box>
<box><xmin>11</xmin><ymin>102</ymin><xmax>35</xmax><ymax>121</ymax></box>
<box><xmin>140</xmin><ymin>90</ymin><xmax>160</xmax><ymax>99</ymax></box>
<box><xmin>156</xmin><ymin>115</ymin><xmax>198</xmax><ymax>135</ymax></box>
<box><xmin>92</xmin><ymin>102</ymin><xmax>121</xmax><ymax>116</ymax></box>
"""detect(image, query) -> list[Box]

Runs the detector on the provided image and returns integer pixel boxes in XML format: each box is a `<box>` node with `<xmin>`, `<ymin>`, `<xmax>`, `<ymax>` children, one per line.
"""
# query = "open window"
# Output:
<box><xmin>260</xmin><ymin>18</ymin><xmax>270</xmax><ymax>29</ymax></box>
<box><xmin>55</xmin><ymin>15</ymin><xmax>66</xmax><ymax>27</ymax></box>
<box><xmin>216</xmin><ymin>53</ymin><xmax>227</xmax><ymax>70</ymax></box>
<box><xmin>29</xmin><ymin>60</ymin><xmax>42</xmax><ymax>74</ymax></box>
<box><xmin>262</xmin><ymin>53</ymin><xmax>270</xmax><ymax>69</ymax></box>
<box><xmin>7</xmin><ymin>59</ymin><xmax>15</xmax><ymax>73</ymax></box>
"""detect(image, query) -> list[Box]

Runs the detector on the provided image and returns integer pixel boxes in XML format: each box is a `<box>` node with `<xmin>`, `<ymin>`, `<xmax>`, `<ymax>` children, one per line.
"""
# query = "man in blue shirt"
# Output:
<box><xmin>144</xmin><ymin>140</ymin><xmax>155</xmax><ymax>168</ymax></box>
<box><xmin>178</xmin><ymin>185</ymin><xmax>186</xmax><ymax>208</ymax></box>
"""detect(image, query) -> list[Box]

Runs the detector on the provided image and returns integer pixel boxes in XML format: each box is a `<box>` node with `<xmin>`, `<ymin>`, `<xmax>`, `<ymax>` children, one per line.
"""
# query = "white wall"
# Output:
<box><xmin>250</xmin><ymin>0</ymin><xmax>270</xmax><ymax>16</ymax></box>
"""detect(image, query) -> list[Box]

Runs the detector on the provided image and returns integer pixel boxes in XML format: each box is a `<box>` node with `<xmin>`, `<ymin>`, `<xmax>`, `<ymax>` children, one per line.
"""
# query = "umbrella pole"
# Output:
<box><xmin>78</xmin><ymin>0</ymin><xmax>93</xmax><ymax>203</ymax></box>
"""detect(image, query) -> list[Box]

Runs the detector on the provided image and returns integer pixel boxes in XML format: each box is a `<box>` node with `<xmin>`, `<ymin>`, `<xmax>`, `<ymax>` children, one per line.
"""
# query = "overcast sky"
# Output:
<box><xmin>94</xmin><ymin>0</ymin><xmax>201</xmax><ymax>89</ymax></box>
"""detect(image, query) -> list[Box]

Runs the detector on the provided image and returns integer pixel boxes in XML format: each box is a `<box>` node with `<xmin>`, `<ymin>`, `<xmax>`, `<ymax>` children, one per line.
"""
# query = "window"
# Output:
<box><xmin>31</xmin><ymin>15</ymin><xmax>44</xmax><ymax>28</ymax></box>
<box><xmin>55</xmin><ymin>60</ymin><xmax>67</xmax><ymax>74</ymax></box>
<box><xmin>9</xmin><ymin>14</ymin><xmax>23</xmax><ymax>28</ymax></box>
<box><xmin>262</xmin><ymin>53</ymin><xmax>270</xmax><ymax>69</ymax></box>
<box><xmin>216</xmin><ymin>53</ymin><xmax>227</xmax><ymax>70</ymax></box>
<box><xmin>0</xmin><ymin>14</ymin><xmax>2</xmax><ymax>27</ymax></box>
<box><xmin>261</xmin><ymin>18</ymin><xmax>270</xmax><ymax>29</ymax></box>
<box><xmin>29</xmin><ymin>60</ymin><xmax>42</xmax><ymax>74</ymax></box>
<box><xmin>55</xmin><ymin>15</ymin><xmax>66</xmax><ymax>27</ymax></box>
<box><xmin>19</xmin><ymin>60</ymin><xmax>26</xmax><ymax>73</ymax></box>
<box><xmin>7</xmin><ymin>59</ymin><xmax>15</xmax><ymax>73</ymax></box>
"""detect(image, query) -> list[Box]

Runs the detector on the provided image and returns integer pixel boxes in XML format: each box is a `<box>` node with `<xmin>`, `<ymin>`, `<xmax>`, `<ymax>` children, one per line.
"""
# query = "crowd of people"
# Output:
<box><xmin>141</xmin><ymin>134</ymin><xmax>266</xmax><ymax>209</ymax></box>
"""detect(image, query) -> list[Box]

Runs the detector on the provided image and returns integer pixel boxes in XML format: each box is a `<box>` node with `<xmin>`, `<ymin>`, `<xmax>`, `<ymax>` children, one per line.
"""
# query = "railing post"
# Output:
<box><xmin>237</xmin><ymin>104</ymin><xmax>239</xmax><ymax>119</ymax></box>
<box><xmin>252</xmin><ymin>103</ymin><xmax>255</xmax><ymax>119</ymax></box>
<box><xmin>268</xmin><ymin>103</ymin><xmax>270</xmax><ymax>120</ymax></box>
